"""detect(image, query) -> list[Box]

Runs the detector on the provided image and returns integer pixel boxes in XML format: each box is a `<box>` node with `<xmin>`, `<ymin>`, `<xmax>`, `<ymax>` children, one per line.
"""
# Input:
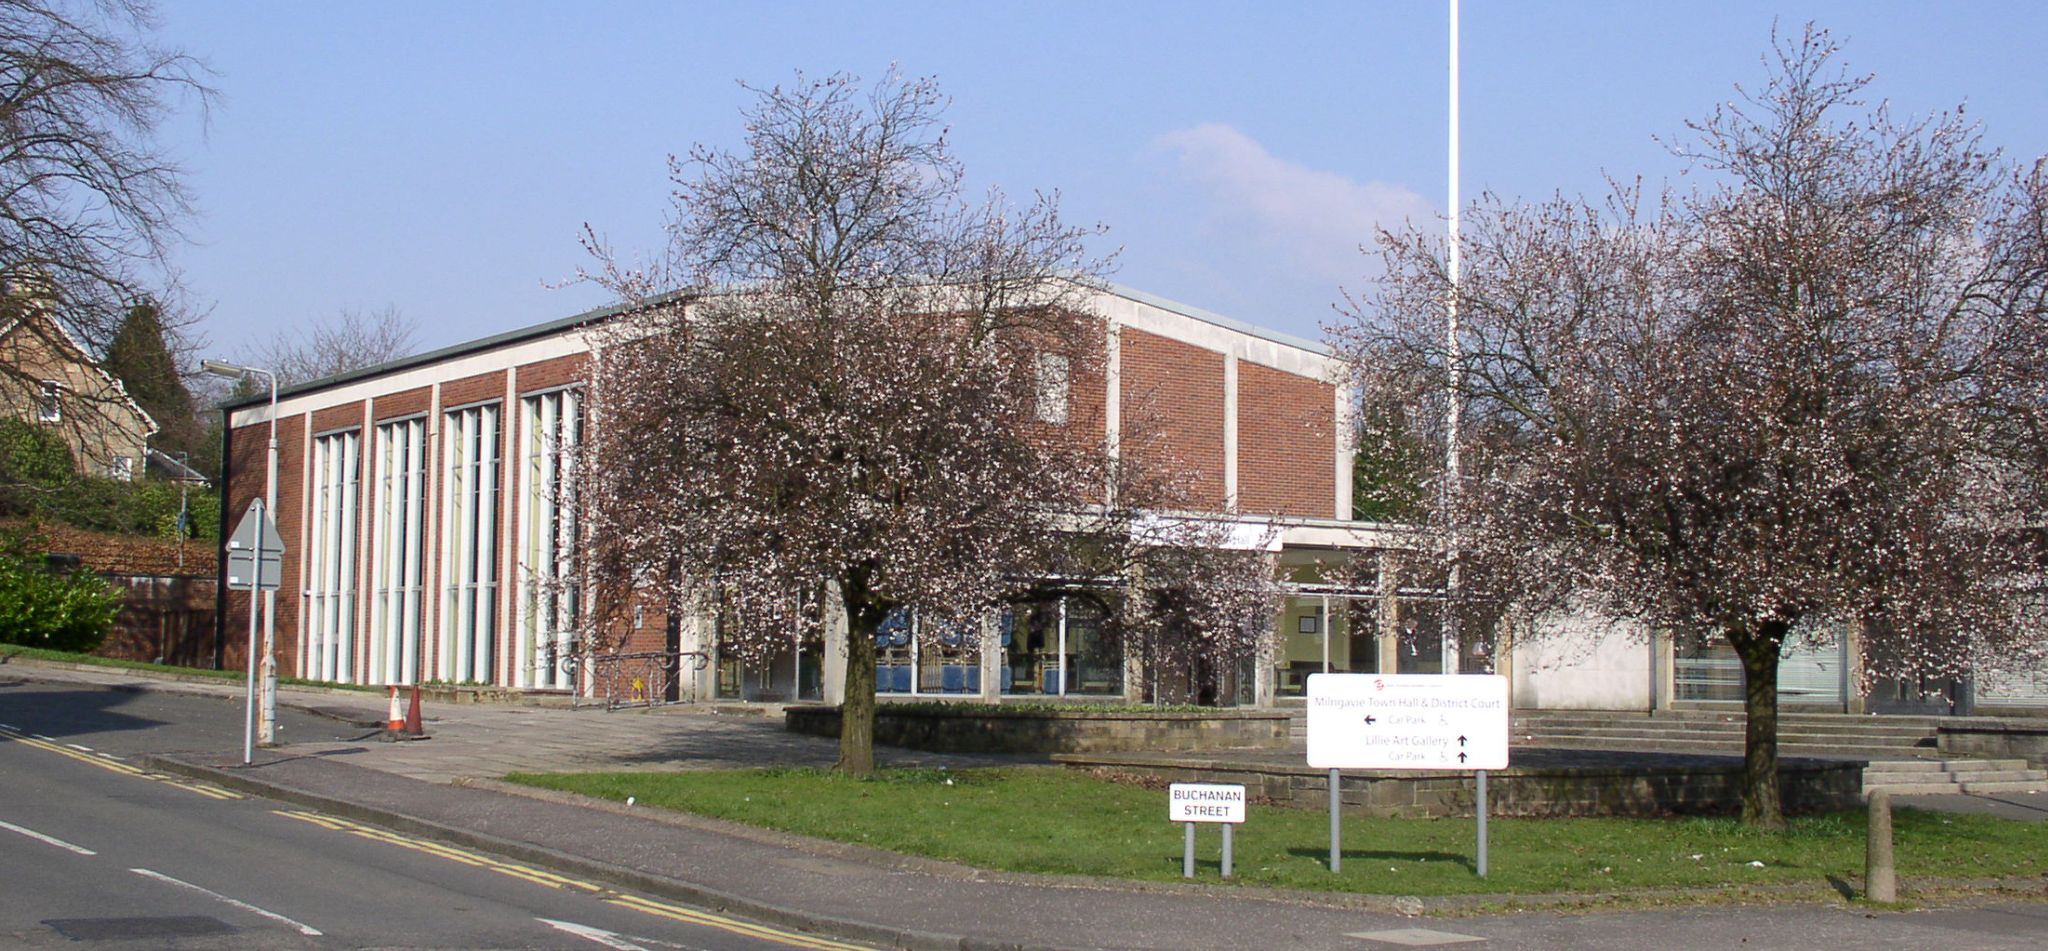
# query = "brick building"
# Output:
<box><xmin>218</xmin><ymin>283</ymin><xmax>1445</xmax><ymax>706</ymax></box>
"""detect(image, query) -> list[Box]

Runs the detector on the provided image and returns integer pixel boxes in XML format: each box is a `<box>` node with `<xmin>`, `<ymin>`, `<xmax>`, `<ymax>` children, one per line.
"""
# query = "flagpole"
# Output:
<box><xmin>1442</xmin><ymin>0</ymin><xmax>1464</xmax><ymax>675</ymax></box>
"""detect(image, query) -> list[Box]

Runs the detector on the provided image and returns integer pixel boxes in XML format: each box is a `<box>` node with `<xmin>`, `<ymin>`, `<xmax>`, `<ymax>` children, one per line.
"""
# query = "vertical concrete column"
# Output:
<box><xmin>1254</xmin><ymin>633</ymin><xmax>1277</xmax><ymax>708</ymax></box>
<box><xmin>1653</xmin><ymin>627</ymin><xmax>1677</xmax><ymax>712</ymax></box>
<box><xmin>979</xmin><ymin>609</ymin><xmax>1001</xmax><ymax>701</ymax></box>
<box><xmin>1104</xmin><ymin>323</ymin><xmax>1122</xmax><ymax>503</ymax></box>
<box><xmin>1495</xmin><ymin>611</ymin><xmax>1517</xmax><ymax>709</ymax></box>
<box><xmin>1844</xmin><ymin>618</ymin><xmax>1867</xmax><ymax>714</ymax></box>
<box><xmin>822</xmin><ymin>581</ymin><xmax>848</xmax><ymax>706</ymax></box>
<box><xmin>1377</xmin><ymin>552</ymin><xmax>1401</xmax><ymax>674</ymax></box>
<box><xmin>1222</xmin><ymin>352</ymin><xmax>1239</xmax><ymax>510</ymax></box>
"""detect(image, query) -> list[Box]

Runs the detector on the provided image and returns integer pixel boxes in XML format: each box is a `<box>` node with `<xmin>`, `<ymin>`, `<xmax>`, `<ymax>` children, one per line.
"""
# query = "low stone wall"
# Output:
<box><xmin>1939</xmin><ymin>719</ymin><xmax>2048</xmax><ymax>769</ymax></box>
<box><xmin>1054</xmin><ymin>753</ymin><xmax>1866</xmax><ymax>818</ymax></box>
<box><xmin>785</xmin><ymin>705</ymin><xmax>1290</xmax><ymax>754</ymax></box>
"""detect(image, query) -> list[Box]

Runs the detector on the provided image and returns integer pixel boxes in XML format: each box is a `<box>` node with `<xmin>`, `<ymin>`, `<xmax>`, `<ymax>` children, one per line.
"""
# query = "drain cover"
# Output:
<box><xmin>43</xmin><ymin>916</ymin><xmax>236</xmax><ymax>941</ymax></box>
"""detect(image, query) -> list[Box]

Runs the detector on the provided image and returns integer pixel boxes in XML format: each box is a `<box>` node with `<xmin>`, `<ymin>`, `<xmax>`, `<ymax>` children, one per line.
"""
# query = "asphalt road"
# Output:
<box><xmin>0</xmin><ymin>677</ymin><xmax>872</xmax><ymax>950</ymax></box>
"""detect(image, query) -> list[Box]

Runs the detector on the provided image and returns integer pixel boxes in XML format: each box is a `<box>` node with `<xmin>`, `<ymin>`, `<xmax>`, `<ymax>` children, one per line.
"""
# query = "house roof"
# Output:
<box><xmin>222</xmin><ymin>282</ymin><xmax>1330</xmax><ymax>412</ymax></box>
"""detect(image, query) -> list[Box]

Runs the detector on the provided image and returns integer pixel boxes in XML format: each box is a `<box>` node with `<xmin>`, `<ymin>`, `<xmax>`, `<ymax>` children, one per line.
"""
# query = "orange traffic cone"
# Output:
<box><xmin>386</xmin><ymin>686</ymin><xmax>406</xmax><ymax>732</ymax></box>
<box><xmin>401</xmin><ymin>684</ymin><xmax>427</xmax><ymax>739</ymax></box>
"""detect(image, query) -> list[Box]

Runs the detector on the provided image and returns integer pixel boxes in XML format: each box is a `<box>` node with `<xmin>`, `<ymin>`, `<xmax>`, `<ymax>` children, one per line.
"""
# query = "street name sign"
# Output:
<box><xmin>1305</xmin><ymin>673</ymin><xmax>1510</xmax><ymax>771</ymax></box>
<box><xmin>224</xmin><ymin>499</ymin><xmax>285</xmax><ymax>591</ymax></box>
<box><xmin>1168</xmin><ymin>783</ymin><xmax>1247</xmax><ymax>823</ymax></box>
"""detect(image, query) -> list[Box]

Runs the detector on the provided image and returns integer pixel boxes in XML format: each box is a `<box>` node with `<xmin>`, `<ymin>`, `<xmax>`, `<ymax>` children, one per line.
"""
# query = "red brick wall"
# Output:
<box><xmin>375</xmin><ymin>387</ymin><xmax>430</xmax><ymax>420</ymax></box>
<box><xmin>1237</xmin><ymin>362</ymin><xmax>1337</xmax><ymax>518</ymax></box>
<box><xmin>439</xmin><ymin>370</ymin><xmax>506</xmax><ymax>409</ymax></box>
<box><xmin>309</xmin><ymin>402</ymin><xmax>363</xmax><ymax>435</ymax></box>
<box><xmin>517</xmin><ymin>353</ymin><xmax>589</xmax><ymax>392</ymax></box>
<box><xmin>1119</xmin><ymin>328</ymin><xmax>1227</xmax><ymax>509</ymax></box>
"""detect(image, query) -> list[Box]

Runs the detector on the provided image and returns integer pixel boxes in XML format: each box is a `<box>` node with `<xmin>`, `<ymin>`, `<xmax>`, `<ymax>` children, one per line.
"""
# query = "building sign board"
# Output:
<box><xmin>1168</xmin><ymin>783</ymin><xmax>1247</xmax><ymax>823</ymax></box>
<box><xmin>1305</xmin><ymin>673</ymin><xmax>1510</xmax><ymax>771</ymax></box>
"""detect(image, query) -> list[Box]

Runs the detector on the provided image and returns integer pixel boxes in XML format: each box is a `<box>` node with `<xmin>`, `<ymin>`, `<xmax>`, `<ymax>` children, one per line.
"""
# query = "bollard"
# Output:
<box><xmin>1866</xmin><ymin>790</ymin><xmax>1896</xmax><ymax>902</ymax></box>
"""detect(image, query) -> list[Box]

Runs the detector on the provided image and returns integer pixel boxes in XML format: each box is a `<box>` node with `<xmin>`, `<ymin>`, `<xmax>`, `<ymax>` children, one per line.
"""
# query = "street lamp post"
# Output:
<box><xmin>203</xmin><ymin>359</ymin><xmax>280</xmax><ymax>755</ymax></box>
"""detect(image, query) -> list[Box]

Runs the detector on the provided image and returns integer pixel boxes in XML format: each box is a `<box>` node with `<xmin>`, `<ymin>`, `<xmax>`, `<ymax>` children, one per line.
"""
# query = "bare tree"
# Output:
<box><xmin>236</xmin><ymin>304</ymin><xmax>419</xmax><ymax>389</ymax></box>
<box><xmin>1335</xmin><ymin>27</ymin><xmax>2048</xmax><ymax>828</ymax></box>
<box><xmin>579</xmin><ymin>70</ymin><xmax>1118</xmax><ymax>775</ymax></box>
<box><xmin>0</xmin><ymin>0</ymin><xmax>208</xmax><ymax>361</ymax></box>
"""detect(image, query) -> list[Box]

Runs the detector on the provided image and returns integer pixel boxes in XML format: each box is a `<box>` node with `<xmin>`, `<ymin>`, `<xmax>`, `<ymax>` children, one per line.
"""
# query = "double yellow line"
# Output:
<box><xmin>0</xmin><ymin>727</ymin><xmax>241</xmax><ymax>801</ymax></box>
<box><xmin>275</xmin><ymin>810</ymin><xmax>871</xmax><ymax>951</ymax></box>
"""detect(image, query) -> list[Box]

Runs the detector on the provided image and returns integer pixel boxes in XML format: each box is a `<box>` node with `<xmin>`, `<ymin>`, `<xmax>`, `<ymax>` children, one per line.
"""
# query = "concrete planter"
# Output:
<box><xmin>784</xmin><ymin>704</ymin><xmax>1290</xmax><ymax>754</ymax></box>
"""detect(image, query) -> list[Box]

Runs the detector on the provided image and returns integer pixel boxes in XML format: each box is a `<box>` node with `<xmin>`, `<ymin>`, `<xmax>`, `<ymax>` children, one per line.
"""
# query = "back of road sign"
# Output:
<box><xmin>224</xmin><ymin>499</ymin><xmax>285</xmax><ymax>591</ymax></box>
<box><xmin>1305</xmin><ymin>673</ymin><xmax>1510</xmax><ymax>771</ymax></box>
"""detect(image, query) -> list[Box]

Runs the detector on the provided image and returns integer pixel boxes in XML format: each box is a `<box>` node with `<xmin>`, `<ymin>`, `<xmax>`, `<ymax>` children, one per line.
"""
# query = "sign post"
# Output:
<box><xmin>225</xmin><ymin>499</ymin><xmax>285</xmax><ymax>766</ymax></box>
<box><xmin>1306</xmin><ymin>674</ymin><xmax>1510</xmax><ymax>876</ymax></box>
<box><xmin>1168</xmin><ymin>783</ymin><xmax>1245</xmax><ymax>879</ymax></box>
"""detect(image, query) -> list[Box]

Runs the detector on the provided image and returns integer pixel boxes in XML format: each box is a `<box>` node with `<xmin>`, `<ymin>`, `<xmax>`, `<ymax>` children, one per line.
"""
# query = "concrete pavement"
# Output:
<box><xmin>9</xmin><ymin>658</ymin><xmax>2048</xmax><ymax>950</ymax></box>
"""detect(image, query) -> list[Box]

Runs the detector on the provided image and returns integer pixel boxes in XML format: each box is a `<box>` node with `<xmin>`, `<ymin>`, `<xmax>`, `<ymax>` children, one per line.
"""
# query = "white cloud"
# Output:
<box><xmin>1154</xmin><ymin>123</ymin><xmax>1435</xmax><ymax>280</ymax></box>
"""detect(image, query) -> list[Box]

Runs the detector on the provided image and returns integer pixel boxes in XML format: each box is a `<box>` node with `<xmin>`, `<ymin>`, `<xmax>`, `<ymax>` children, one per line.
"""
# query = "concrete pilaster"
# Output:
<box><xmin>822</xmin><ymin>582</ymin><xmax>848</xmax><ymax>705</ymax></box>
<box><xmin>1377</xmin><ymin>553</ymin><xmax>1401</xmax><ymax>674</ymax></box>
<box><xmin>1652</xmin><ymin>627</ymin><xmax>1677</xmax><ymax>712</ymax></box>
<box><xmin>980</xmin><ymin>610</ymin><xmax>1001</xmax><ymax>701</ymax></box>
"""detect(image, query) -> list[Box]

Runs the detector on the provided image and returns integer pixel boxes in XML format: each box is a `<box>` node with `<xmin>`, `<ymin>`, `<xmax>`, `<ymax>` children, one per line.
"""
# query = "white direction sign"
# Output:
<box><xmin>1305</xmin><ymin>673</ymin><xmax>1510</xmax><ymax>771</ymax></box>
<box><xmin>224</xmin><ymin>499</ymin><xmax>285</xmax><ymax>591</ymax></box>
<box><xmin>1168</xmin><ymin>783</ymin><xmax>1246</xmax><ymax>824</ymax></box>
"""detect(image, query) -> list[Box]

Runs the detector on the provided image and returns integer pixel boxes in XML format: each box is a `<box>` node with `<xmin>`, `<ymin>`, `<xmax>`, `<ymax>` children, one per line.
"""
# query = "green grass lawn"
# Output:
<box><xmin>506</xmin><ymin>766</ymin><xmax>2048</xmax><ymax>897</ymax></box>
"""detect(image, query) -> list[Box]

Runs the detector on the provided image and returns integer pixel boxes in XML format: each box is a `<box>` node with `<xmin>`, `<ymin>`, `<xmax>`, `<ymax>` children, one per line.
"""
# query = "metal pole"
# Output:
<box><xmin>260</xmin><ymin>372</ymin><xmax>279</xmax><ymax>745</ymax></box>
<box><xmin>242</xmin><ymin>499</ymin><xmax>263</xmax><ymax>766</ymax></box>
<box><xmin>1222</xmin><ymin>824</ymin><xmax>1234</xmax><ymax>879</ymax></box>
<box><xmin>1183</xmin><ymin>822</ymin><xmax>1196</xmax><ymax>878</ymax></box>
<box><xmin>1442</xmin><ymin>0</ymin><xmax>1465</xmax><ymax>676</ymax></box>
<box><xmin>1328</xmin><ymin>768</ymin><xmax>1342</xmax><ymax>872</ymax></box>
<box><xmin>1476</xmin><ymin>769</ymin><xmax>1489</xmax><ymax>877</ymax></box>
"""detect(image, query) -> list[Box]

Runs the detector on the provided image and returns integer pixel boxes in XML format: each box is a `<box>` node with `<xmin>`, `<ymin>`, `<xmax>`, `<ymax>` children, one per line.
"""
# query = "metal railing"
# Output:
<box><xmin>579</xmin><ymin>650</ymin><xmax>709</xmax><ymax>711</ymax></box>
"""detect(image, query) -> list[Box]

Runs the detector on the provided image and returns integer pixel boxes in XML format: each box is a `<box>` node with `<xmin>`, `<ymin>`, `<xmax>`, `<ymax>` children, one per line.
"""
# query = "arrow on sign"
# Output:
<box><xmin>1363</xmin><ymin>715</ymin><xmax>1377</xmax><ymax>725</ymax></box>
<box><xmin>1458</xmin><ymin>752</ymin><xmax>1468</xmax><ymax>764</ymax></box>
<box><xmin>1458</xmin><ymin>735</ymin><xmax>1468</xmax><ymax>746</ymax></box>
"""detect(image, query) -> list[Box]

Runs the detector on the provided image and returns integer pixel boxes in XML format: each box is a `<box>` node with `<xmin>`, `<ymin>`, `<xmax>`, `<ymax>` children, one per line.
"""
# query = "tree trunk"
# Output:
<box><xmin>1732</xmin><ymin>620</ymin><xmax>1790</xmax><ymax>830</ymax></box>
<box><xmin>836</xmin><ymin>575</ymin><xmax>879</xmax><ymax>777</ymax></box>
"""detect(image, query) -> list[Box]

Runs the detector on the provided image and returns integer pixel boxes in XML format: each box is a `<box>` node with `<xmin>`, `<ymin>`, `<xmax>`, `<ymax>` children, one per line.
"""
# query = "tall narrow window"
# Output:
<box><xmin>439</xmin><ymin>402</ymin><xmax>501</xmax><ymax>684</ymax></box>
<box><xmin>304</xmin><ymin>430</ymin><xmax>360</xmax><ymax>683</ymax></box>
<box><xmin>36</xmin><ymin>381</ymin><xmax>59</xmax><ymax>422</ymax></box>
<box><xmin>1035</xmin><ymin>353</ymin><xmax>1070</xmax><ymax>425</ymax></box>
<box><xmin>515</xmin><ymin>388</ymin><xmax>581</xmax><ymax>689</ymax></box>
<box><xmin>369</xmin><ymin>417</ymin><xmax>427</xmax><ymax>685</ymax></box>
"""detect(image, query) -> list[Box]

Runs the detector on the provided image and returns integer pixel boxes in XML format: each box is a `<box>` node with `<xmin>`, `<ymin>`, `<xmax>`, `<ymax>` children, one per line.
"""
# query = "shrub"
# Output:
<box><xmin>0</xmin><ymin>530</ymin><xmax>122</xmax><ymax>652</ymax></box>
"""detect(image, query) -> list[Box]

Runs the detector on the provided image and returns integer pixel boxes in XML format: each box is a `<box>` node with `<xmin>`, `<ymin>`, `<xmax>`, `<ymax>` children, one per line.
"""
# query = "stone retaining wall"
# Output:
<box><xmin>785</xmin><ymin>705</ymin><xmax>1290</xmax><ymax>754</ymax></box>
<box><xmin>1053</xmin><ymin>754</ymin><xmax>1865</xmax><ymax>818</ymax></box>
<box><xmin>1939</xmin><ymin>719</ymin><xmax>2048</xmax><ymax>769</ymax></box>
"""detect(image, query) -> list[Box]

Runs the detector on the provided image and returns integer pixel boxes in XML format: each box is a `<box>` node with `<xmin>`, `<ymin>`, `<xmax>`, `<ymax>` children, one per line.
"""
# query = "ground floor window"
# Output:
<box><xmin>1002</xmin><ymin>597</ymin><xmax>1120</xmax><ymax>698</ymax></box>
<box><xmin>872</xmin><ymin>607</ymin><xmax>989</xmax><ymax>695</ymax></box>
<box><xmin>713</xmin><ymin>595</ymin><xmax>825</xmax><ymax>702</ymax></box>
<box><xmin>1277</xmin><ymin>593</ymin><xmax>1378</xmax><ymax>697</ymax></box>
<box><xmin>1675</xmin><ymin>624</ymin><xmax>1847</xmax><ymax>706</ymax></box>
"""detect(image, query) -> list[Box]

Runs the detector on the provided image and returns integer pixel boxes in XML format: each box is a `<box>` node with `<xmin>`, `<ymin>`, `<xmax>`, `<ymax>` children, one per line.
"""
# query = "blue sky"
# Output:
<box><xmin>153</xmin><ymin>1</ymin><xmax>2048</xmax><ymax>354</ymax></box>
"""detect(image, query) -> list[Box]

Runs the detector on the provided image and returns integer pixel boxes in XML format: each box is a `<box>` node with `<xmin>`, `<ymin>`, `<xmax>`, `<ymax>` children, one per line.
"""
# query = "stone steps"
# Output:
<box><xmin>1861</xmin><ymin>758</ymin><xmax>2048</xmax><ymax>796</ymax></box>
